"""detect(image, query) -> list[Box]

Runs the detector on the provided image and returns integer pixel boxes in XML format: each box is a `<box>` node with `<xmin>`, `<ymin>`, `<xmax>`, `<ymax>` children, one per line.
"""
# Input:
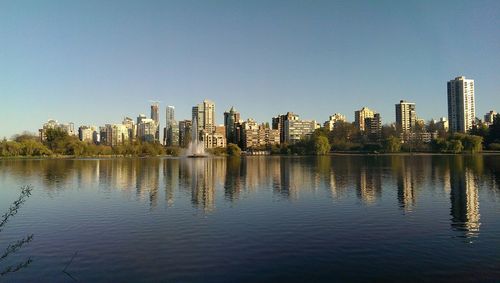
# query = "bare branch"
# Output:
<box><xmin>0</xmin><ymin>234</ymin><xmax>34</xmax><ymax>262</ymax></box>
<box><xmin>0</xmin><ymin>185</ymin><xmax>32</xmax><ymax>232</ymax></box>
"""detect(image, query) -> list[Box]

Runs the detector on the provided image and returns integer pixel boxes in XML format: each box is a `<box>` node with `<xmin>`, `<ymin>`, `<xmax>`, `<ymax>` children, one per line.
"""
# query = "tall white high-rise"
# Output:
<box><xmin>447</xmin><ymin>76</ymin><xmax>475</xmax><ymax>133</ymax></box>
<box><xmin>166</xmin><ymin>106</ymin><xmax>175</xmax><ymax>128</ymax></box>
<box><xmin>165</xmin><ymin>106</ymin><xmax>179</xmax><ymax>146</ymax></box>
<box><xmin>395</xmin><ymin>100</ymin><xmax>416</xmax><ymax>133</ymax></box>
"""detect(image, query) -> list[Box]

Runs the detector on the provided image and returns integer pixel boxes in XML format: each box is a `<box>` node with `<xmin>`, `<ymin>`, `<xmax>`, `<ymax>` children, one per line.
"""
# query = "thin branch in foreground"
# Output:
<box><xmin>0</xmin><ymin>185</ymin><xmax>33</xmax><ymax>232</ymax></box>
<box><xmin>0</xmin><ymin>257</ymin><xmax>33</xmax><ymax>277</ymax></box>
<box><xmin>0</xmin><ymin>234</ymin><xmax>34</xmax><ymax>262</ymax></box>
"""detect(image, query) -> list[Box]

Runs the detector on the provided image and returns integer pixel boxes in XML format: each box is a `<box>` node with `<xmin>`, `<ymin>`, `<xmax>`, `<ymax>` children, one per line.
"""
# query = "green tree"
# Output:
<box><xmin>462</xmin><ymin>135</ymin><xmax>483</xmax><ymax>153</ymax></box>
<box><xmin>227</xmin><ymin>143</ymin><xmax>241</xmax><ymax>156</ymax></box>
<box><xmin>449</xmin><ymin>139</ymin><xmax>463</xmax><ymax>153</ymax></box>
<box><xmin>313</xmin><ymin>136</ymin><xmax>331</xmax><ymax>155</ymax></box>
<box><xmin>383</xmin><ymin>136</ymin><xmax>401</xmax><ymax>153</ymax></box>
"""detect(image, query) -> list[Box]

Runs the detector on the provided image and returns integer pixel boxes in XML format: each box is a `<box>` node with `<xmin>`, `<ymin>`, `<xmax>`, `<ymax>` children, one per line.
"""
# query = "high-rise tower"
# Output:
<box><xmin>447</xmin><ymin>76</ymin><xmax>475</xmax><ymax>133</ymax></box>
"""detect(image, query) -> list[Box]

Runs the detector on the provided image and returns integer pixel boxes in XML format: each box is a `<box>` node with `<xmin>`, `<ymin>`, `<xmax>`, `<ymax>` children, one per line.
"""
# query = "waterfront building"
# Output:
<box><xmin>203</xmin><ymin>132</ymin><xmax>226</xmax><ymax>149</ymax></box>
<box><xmin>284</xmin><ymin>119</ymin><xmax>316</xmax><ymax>144</ymax></box>
<box><xmin>137</xmin><ymin>118</ymin><xmax>157</xmax><ymax>142</ymax></box>
<box><xmin>395</xmin><ymin>100</ymin><xmax>416</xmax><ymax>133</ymax></box>
<box><xmin>447</xmin><ymin>76</ymin><xmax>475</xmax><ymax>133</ymax></box>
<box><xmin>484</xmin><ymin>110</ymin><xmax>498</xmax><ymax>125</ymax></box>
<box><xmin>151</xmin><ymin>103</ymin><xmax>160</xmax><ymax>142</ymax></box>
<box><xmin>364</xmin><ymin>113</ymin><xmax>382</xmax><ymax>142</ymax></box>
<box><xmin>164</xmin><ymin>106</ymin><xmax>179</xmax><ymax>146</ymax></box>
<box><xmin>273</xmin><ymin>112</ymin><xmax>299</xmax><ymax>143</ymax></box>
<box><xmin>39</xmin><ymin>119</ymin><xmax>75</xmax><ymax>141</ymax></box>
<box><xmin>355</xmin><ymin>107</ymin><xmax>375</xmax><ymax>132</ymax></box>
<box><xmin>178</xmin><ymin>120</ymin><xmax>192</xmax><ymax>147</ymax></box>
<box><xmin>224</xmin><ymin>107</ymin><xmax>240</xmax><ymax>144</ymax></box>
<box><xmin>192</xmin><ymin>99</ymin><xmax>216</xmax><ymax>133</ymax></box>
<box><xmin>99</xmin><ymin>125</ymin><xmax>109</xmax><ymax>145</ymax></box>
<box><xmin>108</xmin><ymin>124</ymin><xmax>129</xmax><ymax>146</ymax></box>
<box><xmin>78</xmin><ymin>126</ymin><xmax>97</xmax><ymax>143</ymax></box>
<box><xmin>324</xmin><ymin>113</ymin><xmax>347</xmax><ymax>131</ymax></box>
<box><xmin>434</xmin><ymin>117</ymin><xmax>449</xmax><ymax>132</ymax></box>
<box><xmin>122</xmin><ymin>117</ymin><xmax>136</xmax><ymax>142</ymax></box>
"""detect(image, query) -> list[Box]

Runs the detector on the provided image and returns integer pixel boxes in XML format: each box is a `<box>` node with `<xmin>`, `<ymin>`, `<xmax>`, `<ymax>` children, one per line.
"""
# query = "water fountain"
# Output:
<box><xmin>187</xmin><ymin>118</ymin><xmax>207</xmax><ymax>158</ymax></box>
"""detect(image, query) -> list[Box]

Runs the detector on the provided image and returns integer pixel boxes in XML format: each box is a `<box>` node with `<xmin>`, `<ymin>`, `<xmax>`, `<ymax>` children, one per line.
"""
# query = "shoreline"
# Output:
<box><xmin>1</xmin><ymin>151</ymin><xmax>500</xmax><ymax>160</ymax></box>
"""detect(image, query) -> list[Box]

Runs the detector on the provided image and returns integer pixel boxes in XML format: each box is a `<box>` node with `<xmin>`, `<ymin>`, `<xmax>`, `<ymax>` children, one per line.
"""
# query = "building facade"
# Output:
<box><xmin>273</xmin><ymin>112</ymin><xmax>299</xmax><ymax>143</ymax></box>
<box><xmin>150</xmin><ymin>103</ymin><xmax>160</xmax><ymax>142</ymax></box>
<box><xmin>224</xmin><ymin>106</ymin><xmax>240</xmax><ymax>144</ymax></box>
<box><xmin>165</xmin><ymin>106</ymin><xmax>179</xmax><ymax>146</ymax></box>
<box><xmin>39</xmin><ymin>120</ymin><xmax>75</xmax><ymax>141</ymax></box>
<box><xmin>484</xmin><ymin>110</ymin><xmax>498</xmax><ymax>125</ymax></box>
<box><xmin>178</xmin><ymin>120</ymin><xmax>192</xmax><ymax>148</ymax></box>
<box><xmin>137</xmin><ymin>118</ymin><xmax>157</xmax><ymax>142</ymax></box>
<box><xmin>192</xmin><ymin>99</ymin><xmax>216</xmax><ymax>133</ymax></box>
<box><xmin>447</xmin><ymin>76</ymin><xmax>475</xmax><ymax>133</ymax></box>
<box><xmin>364</xmin><ymin>113</ymin><xmax>382</xmax><ymax>142</ymax></box>
<box><xmin>324</xmin><ymin>113</ymin><xmax>347</xmax><ymax>131</ymax></box>
<box><xmin>284</xmin><ymin>119</ymin><xmax>316</xmax><ymax>144</ymax></box>
<box><xmin>355</xmin><ymin>107</ymin><xmax>375</xmax><ymax>132</ymax></box>
<box><xmin>395</xmin><ymin>100</ymin><xmax>416</xmax><ymax>133</ymax></box>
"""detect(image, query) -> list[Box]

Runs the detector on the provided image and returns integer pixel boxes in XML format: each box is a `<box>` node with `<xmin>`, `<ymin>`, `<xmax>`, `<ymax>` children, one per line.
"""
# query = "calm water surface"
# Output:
<box><xmin>0</xmin><ymin>155</ymin><xmax>499</xmax><ymax>282</ymax></box>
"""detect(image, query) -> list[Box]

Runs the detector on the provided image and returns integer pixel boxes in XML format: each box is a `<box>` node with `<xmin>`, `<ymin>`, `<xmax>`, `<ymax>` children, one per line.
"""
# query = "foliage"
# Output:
<box><xmin>486</xmin><ymin>114</ymin><xmax>500</xmax><ymax>145</ymax></box>
<box><xmin>1</xmin><ymin>130</ymin><xmax>170</xmax><ymax>157</ymax></box>
<box><xmin>313</xmin><ymin>136</ymin><xmax>331</xmax><ymax>155</ymax></box>
<box><xmin>227</xmin><ymin>143</ymin><xmax>241</xmax><ymax>156</ymax></box>
<box><xmin>165</xmin><ymin>146</ymin><xmax>181</xmax><ymax>156</ymax></box>
<box><xmin>206</xmin><ymin>147</ymin><xmax>226</xmax><ymax>156</ymax></box>
<box><xmin>488</xmin><ymin>143</ymin><xmax>500</xmax><ymax>150</ymax></box>
<box><xmin>383</xmin><ymin>136</ymin><xmax>401</xmax><ymax>153</ymax></box>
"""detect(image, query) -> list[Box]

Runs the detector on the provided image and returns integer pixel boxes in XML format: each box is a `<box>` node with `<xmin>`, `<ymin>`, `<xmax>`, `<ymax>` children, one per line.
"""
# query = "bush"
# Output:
<box><xmin>488</xmin><ymin>143</ymin><xmax>500</xmax><ymax>150</ymax></box>
<box><xmin>227</xmin><ymin>143</ymin><xmax>241</xmax><ymax>156</ymax></box>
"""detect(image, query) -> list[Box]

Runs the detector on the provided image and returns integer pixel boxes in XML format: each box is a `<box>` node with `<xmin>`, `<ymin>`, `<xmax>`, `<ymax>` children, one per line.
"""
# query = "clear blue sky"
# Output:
<box><xmin>1</xmin><ymin>0</ymin><xmax>499</xmax><ymax>139</ymax></box>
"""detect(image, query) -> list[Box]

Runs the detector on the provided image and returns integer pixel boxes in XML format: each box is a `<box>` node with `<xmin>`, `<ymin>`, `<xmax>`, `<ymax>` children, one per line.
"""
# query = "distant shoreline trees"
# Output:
<box><xmin>2</xmin><ymin>114</ymin><xmax>499</xmax><ymax>157</ymax></box>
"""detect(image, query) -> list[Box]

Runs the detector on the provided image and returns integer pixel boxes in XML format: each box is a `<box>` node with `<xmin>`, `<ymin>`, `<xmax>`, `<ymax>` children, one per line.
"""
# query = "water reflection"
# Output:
<box><xmin>1</xmin><ymin>155</ymin><xmax>499</xmax><ymax>238</ymax></box>
<box><xmin>449</xmin><ymin>166</ymin><xmax>480</xmax><ymax>237</ymax></box>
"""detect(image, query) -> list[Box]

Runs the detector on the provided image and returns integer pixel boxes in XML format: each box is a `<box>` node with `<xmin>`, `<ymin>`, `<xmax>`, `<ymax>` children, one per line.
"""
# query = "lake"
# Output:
<box><xmin>0</xmin><ymin>155</ymin><xmax>499</xmax><ymax>282</ymax></box>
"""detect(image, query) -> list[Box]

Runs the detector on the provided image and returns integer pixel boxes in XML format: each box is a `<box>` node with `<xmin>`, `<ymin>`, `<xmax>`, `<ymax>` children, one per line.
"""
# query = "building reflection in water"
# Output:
<box><xmin>449</xmin><ymin>166</ymin><xmax>480</xmax><ymax>238</ymax></box>
<box><xmin>163</xmin><ymin>159</ymin><xmax>179</xmax><ymax>206</ymax></box>
<box><xmin>184</xmin><ymin>158</ymin><xmax>225</xmax><ymax>212</ymax></box>
<box><xmin>3</xmin><ymin>155</ymin><xmax>496</xmax><ymax>230</ymax></box>
<box><xmin>134</xmin><ymin>159</ymin><xmax>160</xmax><ymax>208</ymax></box>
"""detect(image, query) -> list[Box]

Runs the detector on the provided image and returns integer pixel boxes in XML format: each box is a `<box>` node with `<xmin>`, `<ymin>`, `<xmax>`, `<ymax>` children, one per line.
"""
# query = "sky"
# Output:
<box><xmin>1</xmin><ymin>0</ymin><xmax>499</xmax><ymax>139</ymax></box>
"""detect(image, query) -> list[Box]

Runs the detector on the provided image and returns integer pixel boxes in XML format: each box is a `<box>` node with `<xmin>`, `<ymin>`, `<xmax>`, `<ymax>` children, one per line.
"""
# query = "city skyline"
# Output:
<box><xmin>1</xmin><ymin>0</ymin><xmax>499</xmax><ymax>138</ymax></box>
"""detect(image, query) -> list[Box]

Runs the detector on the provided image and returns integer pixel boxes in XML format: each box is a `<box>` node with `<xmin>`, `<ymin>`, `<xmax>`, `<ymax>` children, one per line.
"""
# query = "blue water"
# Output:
<box><xmin>0</xmin><ymin>155</ymin><xmax>499</xmax><ymax>282</ymax></box>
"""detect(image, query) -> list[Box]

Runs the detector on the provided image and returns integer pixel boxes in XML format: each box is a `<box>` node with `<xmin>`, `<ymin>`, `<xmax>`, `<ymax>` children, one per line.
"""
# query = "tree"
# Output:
<box><xmin>313</xmin><ymin>136</ymin><xmax>331</xmax><ymax>155</ymax></box>
<box><xmin>449</xmin><ymin>140</ymin><xmax>463</xmax><ymax>153</ymax></box>
<box><xmin>44</xmin><ymin>128</ymin><xmax>69</xmax><ymax>151</ymax></box>
<box><xmin>462</xmin><ymin>135</ymin><xmax>483</xmax><ymax>153</ymax></box>
<box><xmin>383</xmin><ymin>136</ymin><xmax>401</xmax><ymax>153</ymax></box>
<box><xmin>227</xmin><ymin>143</ymin><xmax>241</xmax><ymax>156</ymax></box>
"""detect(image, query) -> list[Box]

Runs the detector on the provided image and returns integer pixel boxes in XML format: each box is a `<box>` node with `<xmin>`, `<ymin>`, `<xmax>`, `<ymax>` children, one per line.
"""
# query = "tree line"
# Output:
<box><xmin>0</xmin><ymin>128</ymin><xmax>165</xmax><ymax>157</ymax></box>
<box><xmin>2</xmin><ymin>114</ymin><xmax>499</xmax><ymax>157</ymax></box>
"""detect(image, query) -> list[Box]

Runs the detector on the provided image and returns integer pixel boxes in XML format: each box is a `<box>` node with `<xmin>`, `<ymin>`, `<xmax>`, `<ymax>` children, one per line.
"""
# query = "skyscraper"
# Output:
<box><xmin>224</xmin><ymin>106</ymin><xmax>240</xmax><ymax>144</ymax></box>
<box><xmin>395</xmin><ymin>100</ymin><xmax>416</xmax><ymax>133</ymax></box>
<box><xmin>151</xmin><ymin>103</ymin><xmax>160</xmax><ymax>141</ymax></box>
<box><xmin>447</xmin><ymin>76</ymin><xmax>475</xmax><ymax>133</ymax></box>
<box><xmin>166</xmin><ymin>106</ymin><xmax>175</xmax><ymax>129</ymax></box>
<box><xmin>165</xmin><ymin>105</ymin><xmax>178</xmax><ymax>146</ymax></box>
<box><xmin>192</xmin><ymin>99</ymin><xmax>215</xmax><ymax>133</ymax></box>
